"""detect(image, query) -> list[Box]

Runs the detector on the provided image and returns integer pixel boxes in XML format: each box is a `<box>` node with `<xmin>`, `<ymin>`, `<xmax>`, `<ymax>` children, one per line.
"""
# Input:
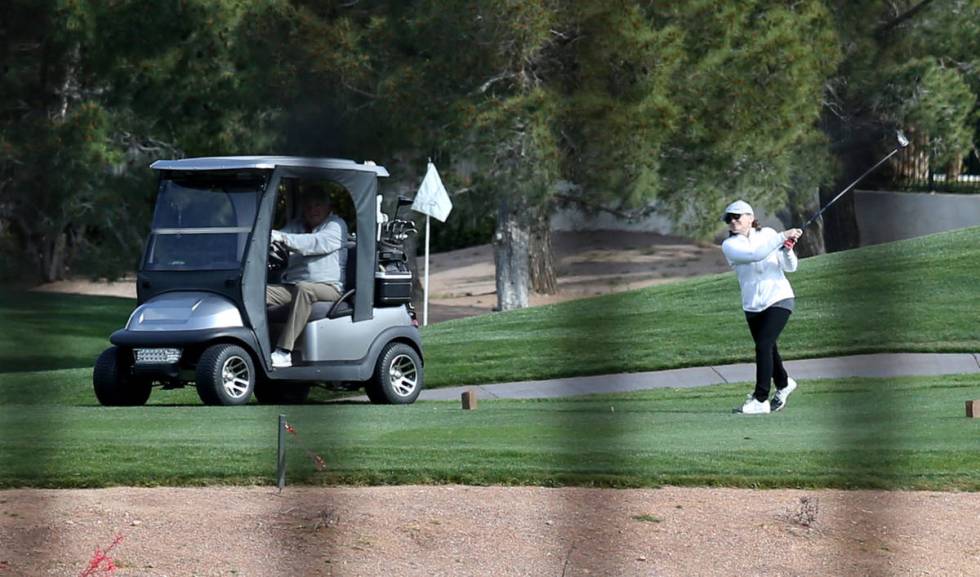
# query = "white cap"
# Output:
<box><xmin>722</xmin><ymin>200</ymin><xmax>754</xmax><ymax>221</ymax></box>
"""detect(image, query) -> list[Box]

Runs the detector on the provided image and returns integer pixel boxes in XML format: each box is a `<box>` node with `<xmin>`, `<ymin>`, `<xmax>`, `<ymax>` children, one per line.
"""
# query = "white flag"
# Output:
<box><xmin>412</xmin><ymin>162</ymin><xmax>453</xmax><ymax>222</ymax></box>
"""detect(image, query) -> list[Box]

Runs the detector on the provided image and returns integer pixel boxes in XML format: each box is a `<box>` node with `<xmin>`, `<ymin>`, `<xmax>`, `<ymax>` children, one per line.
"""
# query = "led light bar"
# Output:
<box><xmin>134</xmin><ymin>348</ymin><xmax>182</xmax><ymax>364</ymax></box>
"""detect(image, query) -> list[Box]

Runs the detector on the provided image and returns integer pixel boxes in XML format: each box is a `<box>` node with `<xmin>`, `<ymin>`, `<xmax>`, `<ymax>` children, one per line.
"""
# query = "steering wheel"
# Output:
<box><xmin>268</xmin><ymin>240</ymin><xmax>289</xmax><ymax>273</ymax></box>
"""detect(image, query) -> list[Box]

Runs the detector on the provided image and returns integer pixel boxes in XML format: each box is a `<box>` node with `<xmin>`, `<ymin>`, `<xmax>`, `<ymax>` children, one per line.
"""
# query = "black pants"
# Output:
<box><xmin>745</xmin><ymin>306</ymin><xmax>791</xmax><ymax>402</ymax></box>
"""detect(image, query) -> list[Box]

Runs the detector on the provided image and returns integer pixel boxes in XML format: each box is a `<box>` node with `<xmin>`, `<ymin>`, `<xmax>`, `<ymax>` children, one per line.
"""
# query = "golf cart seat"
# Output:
<box><xmin>265</xmin><ymin>289</ymin><xmax>355</xmax><ymax>322</ymax></box>
<box><xmin>265</xmin><ymin>238</ymin><xmax>357</xmax><ymax>323</ymax></box>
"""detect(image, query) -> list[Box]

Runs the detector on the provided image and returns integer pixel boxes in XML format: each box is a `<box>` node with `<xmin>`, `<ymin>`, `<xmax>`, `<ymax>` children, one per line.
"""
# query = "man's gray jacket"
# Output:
<box><xmin>277</xmin><ymin>214</ymin><xmax>348</xmax><ymax>292</ymax></box>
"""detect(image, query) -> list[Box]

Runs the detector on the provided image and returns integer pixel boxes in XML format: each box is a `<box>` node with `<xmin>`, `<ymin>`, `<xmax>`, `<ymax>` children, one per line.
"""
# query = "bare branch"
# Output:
<box><xmin>340</xmin><ymin>78</ymin><xmax>379</xmax><ymax>100</ymax></box>
<box><xmin>476</xmin><ymin>72</ymin><xmax>517</xmax><ymax>94</ymax></box>
<box><xmin>874</xmin><ymin>0</ymin><xmax>936</xmax><ymax>39</ymax></box>
<box><xmin>554</xmin><ymin>192</ymin><xmax>658</xmax><ymax>221</ymax></box>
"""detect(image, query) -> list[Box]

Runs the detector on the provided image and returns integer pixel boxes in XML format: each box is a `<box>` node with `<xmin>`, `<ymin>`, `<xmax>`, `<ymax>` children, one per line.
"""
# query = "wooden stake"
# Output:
<box><xmin>462</xmin><ymin>390</ymin><xmax>477</xmax><ymax>410</ymax></box>
<box><xmin>967</xmin><ymin>400</ymin><xmax>978</xmax><ymax>418</ymax></box>
<box><xmin>277</xmin><ymin>414</ymin><xmax>286</xmax><ymax>491</ymax></box>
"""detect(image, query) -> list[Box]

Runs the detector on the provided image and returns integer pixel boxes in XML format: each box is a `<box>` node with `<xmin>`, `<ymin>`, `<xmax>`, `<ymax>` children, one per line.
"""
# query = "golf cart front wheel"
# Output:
<box><xmin>367</xmin><ymin>342</ymin><xmax>423</xmax><ymax>404</ymax></box>
<box><xmin>195</xmin><ymin>344</ymin><xmax>255</xmax><ymax>406</ymax></box>
<box><xmin>93</xmin><ymin>346</ymin><xmax>152</xmax><ymax>406</ymax></box>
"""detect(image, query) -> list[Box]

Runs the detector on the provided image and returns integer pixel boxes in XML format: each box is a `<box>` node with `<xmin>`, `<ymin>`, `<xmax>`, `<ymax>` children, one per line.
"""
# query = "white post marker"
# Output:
<box><xmin>424</xmin><ymin>215</ymin><xmax>430</xmax><ymax>326</ymax></box>
<box><xmin>411</xmin><ymin>161</ymin><xmax>453</xmax><ymax>326</ymax></box>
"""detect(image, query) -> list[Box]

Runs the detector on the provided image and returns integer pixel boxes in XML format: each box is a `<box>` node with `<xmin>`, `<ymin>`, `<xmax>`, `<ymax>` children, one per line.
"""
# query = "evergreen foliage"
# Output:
<box><xmin>817</xmin><ymin>0</ymin><xmax>980</xmax><ymax>248</ymax></box>
<box><xmin>0</xmin><ymin>0</ymin><xmax>281</xmax><ymax>281</ymax></box>
<box><xmin>1</xmin><ymin>0</ymin><xmax>976</xmax><ymax>288</ymax></box>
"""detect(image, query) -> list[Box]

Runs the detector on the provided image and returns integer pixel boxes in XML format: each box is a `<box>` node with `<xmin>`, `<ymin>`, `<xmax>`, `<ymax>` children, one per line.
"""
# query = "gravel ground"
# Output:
<box><xmin>2</xmin><ymin>486</ymin><xmax>978</xmax><ymax>576</ymax></box>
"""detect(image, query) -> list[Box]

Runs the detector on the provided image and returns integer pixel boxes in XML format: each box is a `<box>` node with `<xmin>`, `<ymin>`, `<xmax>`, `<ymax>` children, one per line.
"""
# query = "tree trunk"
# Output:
<box><xmin>57</xmin><ymin>43</ymin><xmax>81</xmax><ymax>120</ymax></box>
<box><xmin>818</xmin><ymin>182</ymin><xmax>860</xmax><ymax>252</ymax></box>
<box><xmin>40</xmin><ymin>231</ymin><xmax>67</xmax><ymax>282</ymax></box>
<box><xmin>820</xmin><ymin>131</ymin><xmax>886</xmax><ymax>252</ymax></box>
<box><xmin>30</xmin><ymin>42</ymin><xmax>81</xmax><ymax>283</ymax></box>
<box><xmin>945</xmin><ymin>154</ymin><xmax>963</xmax><ymax>183</ymax></box>
<box><xmin>794</xmin><ymin>218</ymin><xmax>825</xmax><ymax>258</ymax></box>
<box><xmin>529</xmin><ymin>205</ymin><xmax>557</xmax><ymax>294</ymax></box>
<box><xmin>494</xmin><ymin>197</ymin><xmax>530</xmax><ymax>311</ymax></box>
<box><xmin>779</xmin><ymin>192</ymin><xmax>825</xmax><ymax>258</ymax></box>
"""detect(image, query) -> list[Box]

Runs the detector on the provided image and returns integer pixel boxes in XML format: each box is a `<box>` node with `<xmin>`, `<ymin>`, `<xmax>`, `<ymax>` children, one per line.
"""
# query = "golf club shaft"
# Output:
<box><xmin>802</xmin><ymin>146</ymin><xmax>903</xmax><ymax>230</ymax></box>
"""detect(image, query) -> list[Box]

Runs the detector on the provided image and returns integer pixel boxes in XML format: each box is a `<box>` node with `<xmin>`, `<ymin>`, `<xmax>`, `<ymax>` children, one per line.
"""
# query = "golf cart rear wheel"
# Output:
<box><xmin>93</xmin><ymin>346</ymin><xmax>152</xmax><ymax>406</ymax></box>
<box><xmin>368</xmin><ymin>342</ymin><xmax>423</xmax><ymax>405</ymax></box>
<box><xmin>254</xmin><ymin>379</ymin><xmax>311</xmax><ymax>405</ymax></box>
<box><xmin>195</xmin><ymin>344</ymin><xmax>255</xmax><ymax>406</ymax></box>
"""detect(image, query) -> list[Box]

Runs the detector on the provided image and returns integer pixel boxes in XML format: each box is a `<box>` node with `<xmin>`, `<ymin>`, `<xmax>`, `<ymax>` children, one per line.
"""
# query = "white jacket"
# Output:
<box><xmin>722</xmin><ymin>227</ymin><xmax>798</xmax><ymax>312</ymax></box>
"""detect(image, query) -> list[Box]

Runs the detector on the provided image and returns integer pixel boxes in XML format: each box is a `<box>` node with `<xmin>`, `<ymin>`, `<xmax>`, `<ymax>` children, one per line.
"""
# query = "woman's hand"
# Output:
<box><xmin>782</xmin><ymin>228</ymin><xmax>802</xmax><ymax>251</ymax></box>
<box><xmin>782</xmin><ymin>228</ymin><xmax>803</xmax><ymax>241</ymax></box>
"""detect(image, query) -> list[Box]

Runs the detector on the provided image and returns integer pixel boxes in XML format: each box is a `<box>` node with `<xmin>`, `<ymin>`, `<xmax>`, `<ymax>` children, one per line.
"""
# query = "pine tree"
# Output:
<box><xmin>819</xmin><ymin>0</ymin><xmax>978</xmax><ymax>251</ymax></box>
<box><xmin>0</xmin><ymin>0</ymin><xmax>282</xmax><ymax>281</ymax></box>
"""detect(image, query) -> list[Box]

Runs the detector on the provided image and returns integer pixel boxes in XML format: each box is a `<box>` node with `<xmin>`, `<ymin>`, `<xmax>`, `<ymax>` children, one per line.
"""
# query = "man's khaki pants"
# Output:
<box><xmin>266</xmin><ymin>281</ymin><xmax>342</xmax><ymax>351</ymax></box>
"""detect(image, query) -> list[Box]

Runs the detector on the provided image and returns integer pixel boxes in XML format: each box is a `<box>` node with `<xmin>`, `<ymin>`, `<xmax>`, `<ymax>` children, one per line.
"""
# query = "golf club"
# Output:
<box><xmin>782</xmin><ymin>130</ymin><xmax>909</xmax><ymax>251</ymax></box>
<box><xmin>801</xmin><ymin>130</ymin><xmax>910</xmax><ymax>230</ymax></box>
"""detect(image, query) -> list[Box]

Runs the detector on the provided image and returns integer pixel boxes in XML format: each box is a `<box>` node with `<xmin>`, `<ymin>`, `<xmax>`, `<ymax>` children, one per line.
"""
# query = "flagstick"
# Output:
<box><xmin>423</xmin><ymin>214</ymin><xmax>430</xmax><ymax>326</ymax></box>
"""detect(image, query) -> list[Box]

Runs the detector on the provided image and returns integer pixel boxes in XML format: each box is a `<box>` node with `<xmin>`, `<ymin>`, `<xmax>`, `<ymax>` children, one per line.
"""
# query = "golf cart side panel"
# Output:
<box><xmin>297</xmin><ymin>307</ymin><xmax>413</xmax><ymax>362</ymax></box>
<box><xmin>265</xmin><ymin>324</ymin><xmax>423</xmax><ymax>382</ymax></box>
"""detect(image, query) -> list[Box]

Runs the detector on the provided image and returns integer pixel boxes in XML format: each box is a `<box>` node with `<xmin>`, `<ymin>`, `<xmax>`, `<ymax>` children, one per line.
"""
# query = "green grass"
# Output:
<box><xmin>0</xmin><ymin>228</ymin><xmax>978</xmax><ymax>490</ymax></box>
<box><xmin>1</xmin><ymin>373</ymin><xmax>978</xmax><ymax>489</ymax></box>
<box><xmin>422</xmin><ymin>226</ymin><xmax>980</xmax><ymax>387</ymax></box>
<box><xmin>1</xmin><ymin>227</ymin><xmax>978</xmax><ymax>391</ymax></box>
<box><xmin>0</xmin><ymin>291</ymin><xmax>134</xmax><ymax>374</ymax></box>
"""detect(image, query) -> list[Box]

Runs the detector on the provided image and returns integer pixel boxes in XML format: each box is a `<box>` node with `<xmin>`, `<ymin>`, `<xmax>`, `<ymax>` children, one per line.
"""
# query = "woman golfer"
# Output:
<box><xmin>721</xmin><ymin>200</ymin><xmax>803</xmax><ymax>415</ymax></box>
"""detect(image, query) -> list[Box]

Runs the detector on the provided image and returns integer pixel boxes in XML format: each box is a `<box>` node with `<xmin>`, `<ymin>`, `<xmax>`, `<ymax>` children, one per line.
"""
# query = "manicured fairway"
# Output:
<box><xmin>1</xmin><ymin>371</ymin><xmax>978</xmax><ymax>489</ymax></box>
<box><xmin>422</xmin><ymin>226</ymin><xmax>980</xmax><ymax>386</ymax></box>
<box><xmin>3</xmin><ymin>227</ymin><xmax>976</xmax><ymax>391</ymax></box>
<box><xmin>1</xmin><ymin>228</ymin><xmax>977</xmax><ymax>489</ymax></box>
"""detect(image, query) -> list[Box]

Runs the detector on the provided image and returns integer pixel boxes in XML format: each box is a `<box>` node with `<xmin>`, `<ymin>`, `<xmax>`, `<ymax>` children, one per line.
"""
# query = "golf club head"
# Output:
<box><xmin>896</xmin><ymin>130</ymin><xmax>910</xmax><ymax>148</ymax></box>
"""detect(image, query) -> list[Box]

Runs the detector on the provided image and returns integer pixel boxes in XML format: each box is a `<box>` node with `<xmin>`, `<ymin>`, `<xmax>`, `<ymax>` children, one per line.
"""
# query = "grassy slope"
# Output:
<box><xmin>423</xmin><ymin>226</ymin><xmax>980</xmax><ymax>387</ymax></box>
<box><xmin>1</xmin><ymin>227</ymin><xmax>977</xmax><ymax>388</ymax></box>
<box><xmin>1</xmin><ymin>373</ymin><xmax>978</xmax><ymax>489</ymax></box>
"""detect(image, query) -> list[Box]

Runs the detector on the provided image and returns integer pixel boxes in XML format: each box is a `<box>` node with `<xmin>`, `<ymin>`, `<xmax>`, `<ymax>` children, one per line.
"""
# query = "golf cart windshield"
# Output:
<box><xmin>143</xmin><ymin>174</ymin><xmax>265</xmax><ymax>271</ymax></box>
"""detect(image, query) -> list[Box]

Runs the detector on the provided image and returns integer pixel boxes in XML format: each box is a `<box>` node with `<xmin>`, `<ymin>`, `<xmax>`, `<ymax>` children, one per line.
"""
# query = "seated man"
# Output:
<box><xmin>267</xmin><ymin>187</ymin><xmax>348</xmax><ymax>368</ymax></box>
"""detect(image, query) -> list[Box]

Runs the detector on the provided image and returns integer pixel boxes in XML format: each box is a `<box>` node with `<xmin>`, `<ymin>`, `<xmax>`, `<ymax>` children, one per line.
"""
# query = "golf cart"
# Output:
<box><xmin>93</xmin><ymin>157</ymin><xmax>423</xmax><ymax>406</ymax></box>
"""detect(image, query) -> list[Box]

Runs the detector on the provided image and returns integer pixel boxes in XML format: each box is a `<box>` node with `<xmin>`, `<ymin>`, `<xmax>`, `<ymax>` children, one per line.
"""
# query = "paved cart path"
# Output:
<box><xmin>406</xmin><ymin>352</ymin><xmax>980</xmax><ymax>401</ymax></box>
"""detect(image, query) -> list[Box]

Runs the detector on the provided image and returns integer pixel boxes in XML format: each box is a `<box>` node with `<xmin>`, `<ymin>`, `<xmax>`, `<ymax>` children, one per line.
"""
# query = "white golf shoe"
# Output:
<box><xmin>271</xmin><ymin>348</ymin><xmax>292</xmax><ymax>368</ymax></box>
<box><xmin>738</xmin><ymin>395</ymin><xmax>770</xmax><ymax>415</ymax></box>
<box><xmin>771</xmin><ymin>377</ymin><xmax>798</xmax><ymax>412</ymax></box>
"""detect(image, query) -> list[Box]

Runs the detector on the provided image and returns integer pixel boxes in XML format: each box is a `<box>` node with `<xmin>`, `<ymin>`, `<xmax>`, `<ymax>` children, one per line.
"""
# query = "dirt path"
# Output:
<box><xmin>31</xmin><ymin>231</ymin><xmax>731</xmax><ymax>324</ymax></box>
<box><xmin>2</xmin><ymin>486</ymin><xmax>978</xmax><ymax>576</ymax></box>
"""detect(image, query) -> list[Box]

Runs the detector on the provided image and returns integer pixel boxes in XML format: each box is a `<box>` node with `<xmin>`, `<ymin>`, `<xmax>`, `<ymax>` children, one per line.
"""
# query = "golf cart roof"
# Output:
<box><xmin>150</xmin><ymin>156</ymin><xmax>389</xmax><ymax>177</ymax></box>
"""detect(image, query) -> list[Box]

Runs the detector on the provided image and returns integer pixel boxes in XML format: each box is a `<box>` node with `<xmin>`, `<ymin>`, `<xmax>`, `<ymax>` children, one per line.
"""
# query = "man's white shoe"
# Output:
<box><xmin>739</xmin><ymin>395</ymin><xmax>770</xmax><ymax>415</ymax></box>
<box><xmin>771</xmin><ymin>377</ymin><xmax>798</xmax><ymax>412</ymax></box>
<box><xmin>271</xmin><ymin>349</ymin><xmax>292</xmax><ymax>368</ymax></box>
